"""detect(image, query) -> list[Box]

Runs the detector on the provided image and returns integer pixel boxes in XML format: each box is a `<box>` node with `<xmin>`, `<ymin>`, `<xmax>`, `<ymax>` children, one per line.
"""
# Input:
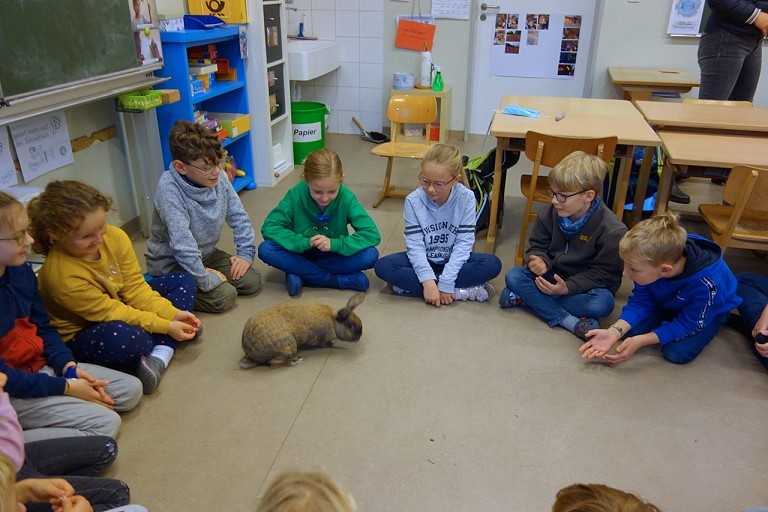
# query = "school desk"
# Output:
<box><xmin>486</xmin><ymin>96</ymin><xmax>660</xmax><ymax>252</ymax></box>
<box><xmin>607</xmin><ymin>67</ymin><xmax>699</xmax><ymax>102</ymax></box>
<box><xmin>655</xmin><ymin>131</ymin><xmax>768</xmax><ymax>214</ymax></box>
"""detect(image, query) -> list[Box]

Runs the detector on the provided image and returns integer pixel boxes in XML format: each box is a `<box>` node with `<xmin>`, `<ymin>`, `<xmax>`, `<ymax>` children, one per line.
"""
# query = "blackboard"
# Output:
<box><xmin>0</xmin><ymin>0</ymin><xmax>139</xmax><ymax>99</ymax></box>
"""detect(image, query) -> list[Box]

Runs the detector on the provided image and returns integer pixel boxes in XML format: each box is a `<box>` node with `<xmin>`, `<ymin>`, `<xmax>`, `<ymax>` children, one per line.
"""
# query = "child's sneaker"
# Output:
<box><xmin>755</xmin><ymin>332</ymin><xmax>768</xmax><ymax>345</ymax></box>
<box><xmin>137</xmin><ymin>355</ymin><xmax>165</xmax><ymax>395</ymax></box>
<box><xmin>454</xmin><ymin>283</ymin><xmax>495</xmax><ymax>302</ymax></box>
<box><xmin>573</xmin><ymin>317</ymin><xmax>599</xmax><ymax>341</ymax></box>
<box><xmin>286</xmin><ymin>273</ymin><xmax>303</xmax><ymax>297</ymax></box>
<box><xmin>390</xmin><ymin>285</ymin><xmax>413</xmax><ymax>296</ymax></box>
<box><xmin>336</xmin><ymin>271</ymin><xmax>369</xmax><ymax>291</ymax></box>
<box><xmin>498</xmin><ymin>287</ymin><xmax>525</xmax><ymax>308</ymax></box>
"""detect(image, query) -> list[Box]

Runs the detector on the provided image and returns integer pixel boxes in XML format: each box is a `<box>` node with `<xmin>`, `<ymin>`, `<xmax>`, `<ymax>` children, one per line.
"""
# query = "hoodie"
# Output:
<box><xmin>620</xmin><ymin>235</ymin><xmax>742</xmax><ymax>345</ymax></box>
<box><xmin>704</xmin><ymin>0</ymin><xmax>768</xmax><ymax>38</ymax></box>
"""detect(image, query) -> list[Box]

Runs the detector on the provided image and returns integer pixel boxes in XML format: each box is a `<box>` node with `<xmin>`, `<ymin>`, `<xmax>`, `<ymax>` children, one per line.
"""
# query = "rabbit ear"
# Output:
<box><xmin>345</xmin><ymin>293</ymin><xmax>365</xmax><ymax>311</ymax></box>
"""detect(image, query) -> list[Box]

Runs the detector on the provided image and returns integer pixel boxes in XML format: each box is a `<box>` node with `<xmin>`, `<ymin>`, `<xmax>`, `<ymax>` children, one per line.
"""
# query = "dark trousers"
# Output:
<box><xmin>736</xmin><ymin>273</ymin><xmax>768</xmax><ymax>371</ymax></box>
<box><xmin>374</xmin><ymin>251</ymin><xmax>501</xmax><ymax>295</ymax></box>
<box><xmin>19</xmin><ymin>436</ymin><xmax>130</xmax><ymax>512</ymax></box>
<box><xmin>627</xmin><ymin>311</ymin><xmax>727</xmax><ymax>365</ymax></box>
<box><xmin>698</xmin><ymin>29</ymin><xmax>763</xmax><ymax>102</ymax></box>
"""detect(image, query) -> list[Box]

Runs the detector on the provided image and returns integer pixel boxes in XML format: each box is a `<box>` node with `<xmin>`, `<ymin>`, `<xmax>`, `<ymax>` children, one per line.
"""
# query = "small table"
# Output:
<box><xmin>391</xmin><ymin>87</ymin><xmax>452</xmax><ymax>144</ymax></box>
<box><xmin>608</xmin><ymin>67</ymin><xmax>699</xmax><ymax>102</ymax></box>
<box><xmin>634</xmin><ymin>100</ymin><xmax>768</xmax><ymax>134</ymax></box>
<box><xmin>487</xmin><ymin>96</ymin><xmax>660</xmax><ymax>251</ymax></box>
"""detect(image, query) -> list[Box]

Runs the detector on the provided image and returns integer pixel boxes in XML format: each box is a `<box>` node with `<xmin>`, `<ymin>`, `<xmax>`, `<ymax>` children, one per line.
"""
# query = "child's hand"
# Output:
<box><xmin>229</xmin><ymin>256</ymin><xmax>252</xmax><ymax>281</ymax></box>
<box><xmin>439</xmin><ymin>292</ymin><xmax>454</xmax><ymax>305</ymax></box>
<box><xmin>74</xmin><ymin>368</ymin><xmax>112</xmax><ymax>405</ymax></box>
<box><xmin>52</xmin><ymin>495</ymin><xmax>94</xmax><ymax>512</ymax></box>
<box><xmin>206</xmin><ymin>267</ymin><xmax>228</xmax><ymax>284</ymax></box>
<box><xmin>422</xmin><ymin>280</ymin><xmax>441</xmax><ymax>307</ymax></box>
<box><xmin>603</xmin><ymin>337</ymin><xmax>643</xmax><ymax>364</ymax></box>
<box><xmin>310</xmin><ymin>235</ymin><xmax>332</xmax><ymax>252</ymax></box>
<box><xmin>578</xmin><ymin>328</ymin><xmax>620</xmax><ymax>359</ymax></box>
<box><xmin>65</xmin><ymin>379</ymin><xmax>114</xmax><ymax>408</ymax></box>
<box><xmin>527</xmin><ymin>255</ymin><xmax>547</xmax><ymax>276</ymax></box>
<box><xmin>534</xmin><ymin>274</ymin><xmax>568</xmax><ymax>296</ymax></box>
<box><xmin>175</xmin><ymin>311</ymin><xmax>202</xmax><ymax>330</ymax></box>
<box><xmin>168</xmin><ymin>320</ymin><xmax>198</xmax><ymax>342</ymax></box>
<box><xmin>15</xmin><ymin>478</ymin><xmax>74</xmax><ymax>504</ymax></box>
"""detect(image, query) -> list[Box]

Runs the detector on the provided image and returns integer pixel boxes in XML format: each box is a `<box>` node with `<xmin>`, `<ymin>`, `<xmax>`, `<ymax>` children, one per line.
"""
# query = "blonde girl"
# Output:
<box><xmin>374</xmin><ymin>143</ymin><xmax>501</xmax><ymax>306</ymax></box>
<box><xmin>29</xmin><ymin>181</ymin><xmax>201</xmax><ymax>395</ymax></box>
<box><xmin>256</xmin><ymin>470</ymin><xmax>356</xmax><ymax>512</ymax></box>
<box><xmin>259</xmin><ymin>148</ymin><xmax>381</xmax><ymax>296</ymax></box>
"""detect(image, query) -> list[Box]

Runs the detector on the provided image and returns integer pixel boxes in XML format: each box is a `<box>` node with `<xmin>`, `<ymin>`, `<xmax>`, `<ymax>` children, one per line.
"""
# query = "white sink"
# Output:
<box><xmin>287</xmin><ymin>39</ymin><xmax>341</xmax><ymax>81</ymax></box>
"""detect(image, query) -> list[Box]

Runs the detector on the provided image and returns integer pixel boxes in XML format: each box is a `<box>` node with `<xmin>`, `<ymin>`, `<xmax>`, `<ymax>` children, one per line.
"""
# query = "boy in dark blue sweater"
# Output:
<box><xmin>579</xmin><ymin>212</ymin><xmax>741</xmax><ymax>365</ymax></box>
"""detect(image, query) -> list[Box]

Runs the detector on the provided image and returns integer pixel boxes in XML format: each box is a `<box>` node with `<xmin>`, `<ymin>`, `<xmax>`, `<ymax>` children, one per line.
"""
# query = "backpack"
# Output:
<box><xmin>464</xmin><ymin>148</ymin><xmax>520</xmax><ymax>232</ymax></box>
<box><xmin>602</xmin><ymin>146</ymin><xmax>662</xmax><ymax>214</ymax></box>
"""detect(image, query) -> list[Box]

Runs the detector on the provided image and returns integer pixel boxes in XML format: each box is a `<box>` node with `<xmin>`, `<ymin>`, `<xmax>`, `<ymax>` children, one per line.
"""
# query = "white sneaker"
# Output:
<box><xmin>454</xmin><ymin>283</ymin><xmax>495</xmax><ymax>302</ymax></box>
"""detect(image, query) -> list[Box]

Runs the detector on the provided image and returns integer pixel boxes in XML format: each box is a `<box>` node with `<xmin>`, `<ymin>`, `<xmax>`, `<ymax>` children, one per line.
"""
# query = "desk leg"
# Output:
<box><xmin>628</xmin><ymin>146</ymin><xmax>654</xmax><ymax>226</ymax></box>
<box><xmin>612</xmin><ymin>146</ymin><xmax>635</xmax><ymax>218</ymax></box>
<box><xmin>654</xmin><ymin>158</ymin><xmax>675</xmax><ymax>214</ymax></box>
<box><xmin>485</xmin><ymin>137</ymin><xmax>505</xmax><ymax>253</ymax></box>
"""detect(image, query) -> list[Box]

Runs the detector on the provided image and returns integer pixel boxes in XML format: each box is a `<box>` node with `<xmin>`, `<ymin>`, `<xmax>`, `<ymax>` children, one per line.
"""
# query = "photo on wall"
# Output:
<box><xmin>494</xmin><ymin>30</ymin><xmax>506</xmax><ymax>45</ymax></box>
<box><xmin>505</xmin><ymin>43</ymin><xmax>520</xmax><ymax>54</ymax></box>
<box><xmin>538</xmin><ymin>14</ymin><xmax>550</xmax><ymax>29</ymax></box>
<box><xmin>507</xmin><ymin>14</ymin><xmax>519</xmax><ymax>29</ymax></box>
<box><xmin>526</xmin><ymin>14</ymin><xmax>538</xmax><ymax>29</ymax></box>
<box><xmin>558</xmin><ymin>64</ymin><xmax>575</xmax><ymax>76</ymax></box>
<box><xmin>134</xmin><ymin>28</ymin><xmax>163</xmax><ymax>65</ymax></box>
<box><xmin>506</xmin><ymin>30</ymin><xmax>521</xmax><ymax>42</ymax></box>
<box><xmin>561</xmin><ymin>40</ymin><xmax>579</xmax><ymax>52</ymax></box>
<box><xmin>129</xmin><ymin>0</ymin><xmax>156</xmax><ymax>29</ymax></box>
<box><xmin>495</xmin><ymin>14</ymin><xmax>507</xmax><ymax>29</ymax></box>
<box><xmin>527</xmin><ymin>30</ymin><xmax>539</xmax><ymax>45</ymax></box>
<box><xmin>564</xmin><ymin>15</ymin><xmax>582</xmax><ymax>27</ymax></box>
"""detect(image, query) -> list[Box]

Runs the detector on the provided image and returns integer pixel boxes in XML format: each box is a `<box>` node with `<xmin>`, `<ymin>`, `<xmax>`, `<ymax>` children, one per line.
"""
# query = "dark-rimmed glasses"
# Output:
<box><xmin>548</xmin><ymin>188</ymin><xmax>591</xmax><ymax>203</ymax></box>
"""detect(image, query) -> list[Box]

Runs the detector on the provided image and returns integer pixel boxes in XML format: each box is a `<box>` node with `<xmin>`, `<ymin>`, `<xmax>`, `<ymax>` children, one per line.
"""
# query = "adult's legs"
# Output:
<box><xmin>698</xmin><ymin>30</ymin><xmax>762</xmax><ymax>101</ymax></box>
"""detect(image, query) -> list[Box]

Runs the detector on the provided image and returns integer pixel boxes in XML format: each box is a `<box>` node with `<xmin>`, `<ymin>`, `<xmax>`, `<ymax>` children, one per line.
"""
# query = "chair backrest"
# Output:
<box><xmin>524</xmin><ymin>131</ymin><xmax>618</xmax><ymax>169</ymax></box>
<box><xmin>724</xmin><ymin>165</ymin><xmax>768</xmax><ymax>213</ymax></box>
<box><xmin>681</xmin><ymin>98</ymin><xmax>753</xmax><ymax>108</ymax></box>
<box><xmin>387</xmin><ymin>95</ymin><xmax>438</xmax><ymax>144</ymax></box>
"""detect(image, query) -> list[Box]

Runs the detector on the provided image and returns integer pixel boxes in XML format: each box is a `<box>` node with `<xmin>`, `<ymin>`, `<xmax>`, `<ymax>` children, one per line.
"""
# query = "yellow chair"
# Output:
<box><xmin>371</xmin><ymin>95</ymin><xmax>437</xmax><ymax>208</ymax></box>
<box><xmin>682</xmin><ymin>98</ymin><xmax>753</xmax><ymax>108</ymax></box>
<box><xmin>515</xmin><ymin>131</ymin><xmax>618</xmax><ymax>266</ymax></box>
<box><xmin>698</xmin><ymin>165</ymin><xmax>768</xmax><ymax>253</ymax></box>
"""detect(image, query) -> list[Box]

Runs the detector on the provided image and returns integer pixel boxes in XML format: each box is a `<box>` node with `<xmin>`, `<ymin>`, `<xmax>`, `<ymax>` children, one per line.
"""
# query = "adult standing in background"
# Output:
<box><xmin>698</xmin><ymin>0</ymin><xmax>768</xmax><ymax>101</ymax></box>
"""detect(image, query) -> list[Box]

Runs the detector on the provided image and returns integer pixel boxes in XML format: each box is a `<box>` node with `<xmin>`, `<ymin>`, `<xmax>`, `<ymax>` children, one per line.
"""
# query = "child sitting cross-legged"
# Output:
<box><xmin>579</xmin><ymin>212</ymin><xmax>741</xmax><ymax>365</ymax></box>
<box><xmin>499</xmin><ymin>151</ymin><xmax>627</xmax><ymax>339</ymax></box>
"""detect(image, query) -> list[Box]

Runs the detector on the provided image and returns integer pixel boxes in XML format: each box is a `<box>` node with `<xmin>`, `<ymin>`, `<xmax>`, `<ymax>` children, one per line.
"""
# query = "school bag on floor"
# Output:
<box><xmin>464</xmin><ymin>148</ymin><xmax>520</xmax><ymax>232</ymax></box>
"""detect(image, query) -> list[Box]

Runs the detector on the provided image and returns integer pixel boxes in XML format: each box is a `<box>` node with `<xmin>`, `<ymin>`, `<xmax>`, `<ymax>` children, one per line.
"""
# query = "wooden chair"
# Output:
<box><xmin>681</xmin><ymin>98</ymin><xmax>753</xmax><ymax>108</ymax></box>
<box><xmin>371</xmin><ymin>95</ymin><xmax>437</xmax><ymax>208</ymax></box>
<box><xmin>515</xmin><ymin>131</ymin><xmax>618</xmax><ymax>265</ymax></box>
<box><xmin>698</xmin><ymin>165</ymin><xmax>768</xmax><ymax>253</ymax></box>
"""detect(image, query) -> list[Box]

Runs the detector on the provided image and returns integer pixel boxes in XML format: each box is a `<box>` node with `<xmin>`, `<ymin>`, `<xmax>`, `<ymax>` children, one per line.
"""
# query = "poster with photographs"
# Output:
<box><xmin>490</xmin><ymin>12</ymin><xmax>582</xmax><ymax>79</ymax></box>
<box><xmin>128</xmin><ymin>0</ymin><xmax>162</xmax><ymax>66</ymax></box>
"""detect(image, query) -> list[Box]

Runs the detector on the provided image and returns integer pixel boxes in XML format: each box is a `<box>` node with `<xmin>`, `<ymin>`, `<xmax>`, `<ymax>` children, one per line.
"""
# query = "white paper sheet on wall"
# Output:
<box><xmin>431</xmin><ymin>0</ymin><xmax>469</xmax><ymax>20</ymax></box>
<box><xmin>0</xmin><ymin>128</ymin><xmax>17</xmax><ymax>190</ymax></box>
<box><xmin>10</xmin><ymin>111</ymin><xmax>74</xmax><ymax>182</ymax></box>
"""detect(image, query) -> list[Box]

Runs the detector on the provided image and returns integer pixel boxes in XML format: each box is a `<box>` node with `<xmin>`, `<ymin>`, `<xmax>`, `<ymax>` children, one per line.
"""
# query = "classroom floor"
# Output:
<box><xmin>115</xmin><ymin>134</ymin><xmax>768</xmax><ymax>512</ymax></box>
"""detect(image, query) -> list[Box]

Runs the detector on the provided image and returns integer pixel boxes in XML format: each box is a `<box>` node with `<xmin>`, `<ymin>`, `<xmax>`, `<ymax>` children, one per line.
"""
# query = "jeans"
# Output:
<box><xmin>69</xmin><ymin>272</ymin><xmax>196</xmax><ymax>365</ymax></box>
<box><xmin>698</xmin><ymin>29</ymin><xmax>763</xmax><ymax>102</ymax></box>
<box><xmin>20</xmin><ymin>436</ymin><xmax>130</xmax><ymax>512</ymax></box>
<box><xmin>736</xmin><ymin>273</ymin><xmax>768</xmax><ymax>371</ymax></box>
<box><xmin>191</xmin><ymin>248</ymin><xmax>262</xmax><ymax>313</ymax></box>
<box><xmin>504</xmin><ymin>266</ymin><xmax>615</xmax><ymax>326</ymax></box>
<box><xmin>626</xmin><ymin>311</ymin><xmax>727</xmax><ymax>365</ymax></box>
<box><xmin>374</xmin><ymin>251</ymin><xmax>501</xmax><ymax>294</ymax></box>
<box><xmin>259</xmin><ymin>240</ymin><xmax>378</xmax><ymax>288</ymax></box>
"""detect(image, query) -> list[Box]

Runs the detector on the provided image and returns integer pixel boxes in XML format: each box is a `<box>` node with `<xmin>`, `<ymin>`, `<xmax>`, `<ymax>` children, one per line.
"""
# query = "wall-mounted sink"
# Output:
<box><xmin>287</xmin><ymin>39</ymin><xmax>341</xmax><ymax>81</ymax></box>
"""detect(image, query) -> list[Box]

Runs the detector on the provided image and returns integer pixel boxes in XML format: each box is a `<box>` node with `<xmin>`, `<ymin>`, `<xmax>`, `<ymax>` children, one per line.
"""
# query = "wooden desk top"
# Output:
<box><xmin>491</xmin><ymin>96</ymin><xmax>660</xmax><ymax>146</ymax></box>
<box><xmin>658</xmin><ymin>130</ymin><xmax>768</xmax><ymax>168</ymax></box>
<box><xmin>608</xmin><ymin>67</ymin><xmax>699</xmax><ymax>87</ymax></box>
<box><xmin>635</xmin><ymin>101</ymin><xmax>768</xmax><ymax>133</ymax></box>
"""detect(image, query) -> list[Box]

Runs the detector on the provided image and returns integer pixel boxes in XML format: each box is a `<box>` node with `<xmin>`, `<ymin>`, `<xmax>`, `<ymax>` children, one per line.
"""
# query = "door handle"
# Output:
<box><xmin>480</xmin><ymin>3</ymin><xmax>500</xmax><ymax>10</ymax></box>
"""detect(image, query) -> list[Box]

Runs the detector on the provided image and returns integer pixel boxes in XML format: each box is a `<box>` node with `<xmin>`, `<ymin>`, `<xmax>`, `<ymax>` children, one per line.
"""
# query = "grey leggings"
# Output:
<box><xmin>698</xmin><ymin>29</ymin><xmax>763</xmax><ymax>102</ymax></box>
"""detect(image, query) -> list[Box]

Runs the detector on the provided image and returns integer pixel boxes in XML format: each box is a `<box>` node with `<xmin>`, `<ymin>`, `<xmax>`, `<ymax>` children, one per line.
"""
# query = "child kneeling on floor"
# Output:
<box><xmin>259</xmin><ymin>148</ymin><xmax>381</xmax><ymax>296</ymax></box>
<box><xmin>580</xmin><ymin>212</ymin><xmax>741</xmax><ymax>365</ymax></box>
<box><xmin>375</xmin><ymin>144</ymin><xmax>501</xmax><ymax>307</ymax></box>
<box><xmin>499</xmin><ymin>150</ymin><xmax>626</xmax><ymax>339</ymax></box>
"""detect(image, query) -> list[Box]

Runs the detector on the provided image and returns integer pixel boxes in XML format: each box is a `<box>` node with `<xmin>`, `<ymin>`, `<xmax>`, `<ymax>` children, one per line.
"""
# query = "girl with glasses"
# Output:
<box><xmin>375</xmin><ymin>144</ymin><xmax>501</xmax><ymax>306</ymax></box>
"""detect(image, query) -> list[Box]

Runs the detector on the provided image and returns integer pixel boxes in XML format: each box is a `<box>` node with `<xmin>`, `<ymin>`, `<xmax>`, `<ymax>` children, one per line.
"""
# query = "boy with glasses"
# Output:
<box><xmin>145</xmin><ymin>120</ymin><xmax>261</xmax><ymax>313</ymax></box>
<box><xmin>499</xmin><ymin>151</ymin><xmax>626</xmax><ymax>340</ymax></box>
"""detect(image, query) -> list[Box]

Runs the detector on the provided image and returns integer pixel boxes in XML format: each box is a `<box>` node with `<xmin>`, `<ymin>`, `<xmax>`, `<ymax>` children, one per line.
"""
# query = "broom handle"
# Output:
<box><xmin>351</xmin><ymin>116</ymin><xmax>367</xmax><ymax>135</ymax></box>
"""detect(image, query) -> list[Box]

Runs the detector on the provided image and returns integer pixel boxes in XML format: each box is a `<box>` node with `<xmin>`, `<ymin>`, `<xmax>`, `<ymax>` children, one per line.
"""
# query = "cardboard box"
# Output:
<box><xmin>209</xmin><ymin>112</ymin><xmax>250</xmax><ymax>138</ymax></box>
<box><xmin>155</xmin><ymin>89</ymin><xmax>181</xmax><ymax>104</ymax></box>
<box><xmin>187</xmin><ymin>0</ymin><xmax>247</xmax><ymax>24</ymax></box>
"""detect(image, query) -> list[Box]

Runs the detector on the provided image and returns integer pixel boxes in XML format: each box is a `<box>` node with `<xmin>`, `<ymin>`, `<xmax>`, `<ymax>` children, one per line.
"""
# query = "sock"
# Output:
<box><xmin>150</xmin><ymin>345</ymin><xmax>175</xmax><ymax>368</ymax></box>
<box><xmin>559</xmin><ymin>314</ymin><xmax>581</xmax><ymax>333</ymax></box>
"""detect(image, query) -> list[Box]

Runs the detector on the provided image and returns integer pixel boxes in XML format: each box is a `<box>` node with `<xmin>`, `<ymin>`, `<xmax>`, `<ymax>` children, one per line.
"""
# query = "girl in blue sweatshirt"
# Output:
<box><xmin>375</xmin><ymin>144</ymin><xmax>501</xmax><ymax>307</ymax></box>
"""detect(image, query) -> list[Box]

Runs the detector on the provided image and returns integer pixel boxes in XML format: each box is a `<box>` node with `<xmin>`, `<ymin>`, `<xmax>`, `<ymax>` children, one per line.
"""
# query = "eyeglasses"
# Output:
<box><xmin>0</xmin><ymin>229</ymin><xmax>30</xmax><ymax>246</ymax></box>
<box><xmin>548</xmin><ymin>188</ymin><xmax>591</xmax><ymax>203</ymax></box>
<box><xmin>418</xmin><ymin>174</ymin><xmax>458</xmax><ymax>190</ymax></box>
<box><xmin>185</xmin><ymin>161</ymin><xmax>222</xmax><ymax>176</ymax></box>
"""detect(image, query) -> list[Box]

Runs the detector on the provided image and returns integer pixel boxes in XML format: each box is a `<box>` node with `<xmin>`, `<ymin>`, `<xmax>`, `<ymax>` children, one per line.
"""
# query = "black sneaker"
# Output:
<box><xmin>573</xmin><ymin>318</ymin><xmax>599</xmax><ymax>341</ymax></box>
<box><xmin>137</xmin><ymin>355</ymin><xmax>165</xmax><ymax>395</ymax></box>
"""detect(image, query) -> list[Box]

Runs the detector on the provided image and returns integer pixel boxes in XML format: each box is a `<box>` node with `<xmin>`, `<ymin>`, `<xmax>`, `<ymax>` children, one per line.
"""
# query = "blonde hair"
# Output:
<box><xmin>256</xmin><ymin>470</ymin><xmax>356</xmax><ymax>512</ymax></box>
<box><xmin>27</xmin><ymin>181</ymin><xmax>113</xmax><ymax>255</ymax></box>
<box><xmin>619</xmin><ymin>211</ymin><xmax>686</xmax><ymax>266</ymax></box>
<box><xmin>0</xmin><ymin>192</ymin><xmax>24</xmax><ymax>234</ymax></box>
<box><xmin>548</xmin><ymin>151</ymin><xmax>607</xmax><ymax>194</ymax></box>
<box><xmin>0</xmin><ymin>452</ymin><xmax>17</xmax><ymax>512</ymax></box>
<box><xmin>422</xmin><ymin>144</ymin><xmax>463</xmax><ymax>177</ymax></box>
<box><xmin>303</xmin><ymin>149</ymin><xmax>344</xmax><ymax>183</ymax></box>
<box><xmin>553</xmin><ymin>483</ymin><xmax>661</xmax><ymax>512</ymax></box>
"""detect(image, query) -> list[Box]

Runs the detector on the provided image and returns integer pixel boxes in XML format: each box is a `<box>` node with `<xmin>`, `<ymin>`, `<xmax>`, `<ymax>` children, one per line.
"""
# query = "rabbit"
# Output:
<box><xmin>240</xmin><ymin>293</ymin><xmax>365</xmax><ymax>369</ymax></box>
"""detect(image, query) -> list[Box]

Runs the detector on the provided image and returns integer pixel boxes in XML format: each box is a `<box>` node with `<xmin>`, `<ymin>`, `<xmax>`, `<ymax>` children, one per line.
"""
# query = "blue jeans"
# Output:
<box><xmin>258</xmin><ymin>240</ymin><xmax>378</xmax><ymax>288</ymax></box>
<box><xmin>374</xmin><ymin>251</ymin><xmax>501</xmax><ymax>294</ymax></box>
<box><xmin>736</xmin><ymin>273</ymin><xmax>768</xmax><ymax>371</ymax></box>
<box><xmin>504</xmin><ymin>266</ymin><xmax>615</xmax><ymax>326</ymax></box>
<box><xmin>627</xmin><ymin>311</ymin><xmax>727</xmax><ymax>365</ymax></box>
<box><xmin>698</xmin><ymin>29</ymin><xmax>763</xmax><ymax>102</ymax></box>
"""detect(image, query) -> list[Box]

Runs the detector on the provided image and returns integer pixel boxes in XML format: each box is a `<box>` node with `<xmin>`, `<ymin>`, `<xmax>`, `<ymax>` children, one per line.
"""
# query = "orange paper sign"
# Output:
<box><xmin>395</xmin><ymin>19</ymin><xmax>436</xmax><ymax>51</ymax></box>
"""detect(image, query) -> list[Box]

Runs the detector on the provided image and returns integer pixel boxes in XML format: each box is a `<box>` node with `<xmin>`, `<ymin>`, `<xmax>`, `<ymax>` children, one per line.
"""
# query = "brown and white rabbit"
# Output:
<box><xmin>240</xmin><ymin>293</ymin><xmax>365</xmax><ymax>369</ymax></box>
